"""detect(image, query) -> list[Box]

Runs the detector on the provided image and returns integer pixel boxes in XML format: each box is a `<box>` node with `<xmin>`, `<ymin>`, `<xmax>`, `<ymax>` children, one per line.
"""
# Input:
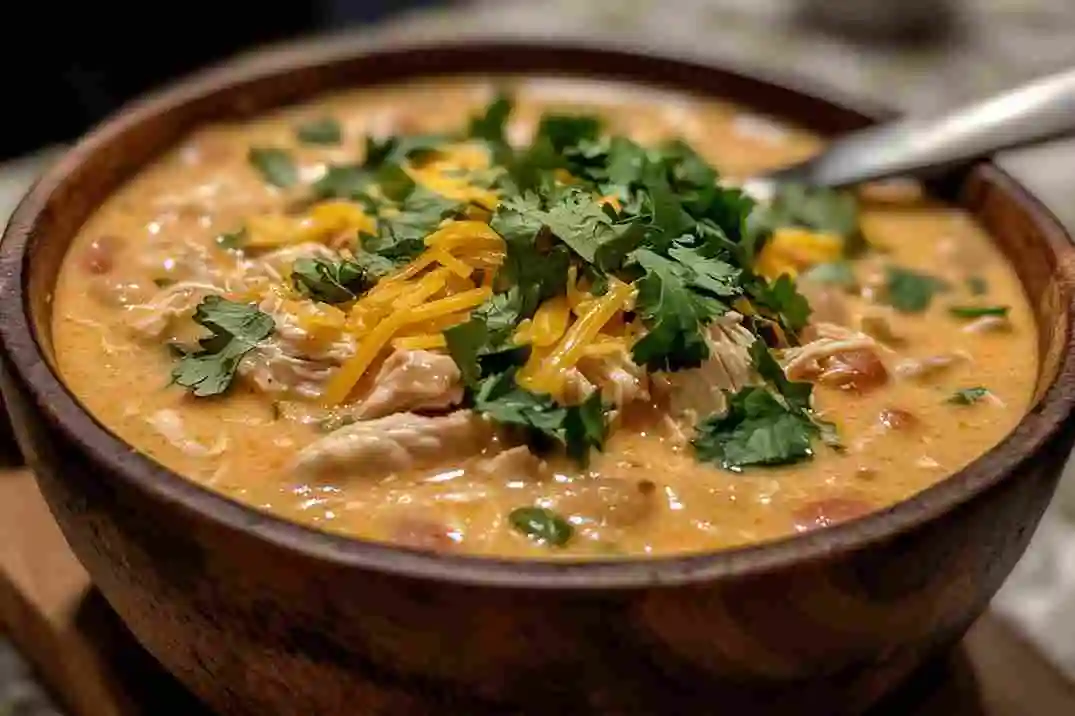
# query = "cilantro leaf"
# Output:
<box><xmin>248</xmin><ymin>147</ymin><xmax>298</xmax><ymax>188</ymax></box>
<box><xmin>749</xmin><ymin>340</ymin><xmax>813</xmax><ymax>413</ymax></box>
<box><xmin>541</xmin><ymin>188</ymin><xmax>645</xmax><ymax>271</ymax></box>
<box><xmin>948</xmin><ymin>387</ymin><xmax>991</xmax><ymax>405</ymax></box>
<box><xmin>629</xmin><ymin>249</ymin><xmax>723</xmax><ymax>371</ymax></box>
<box><xmin>171</xmin><ymin>296</ymin><xmax>274</xmax><ymax>397</ymax></box>
<box><xmin>490</xmin><ymin>194</ymin><xmax>571</xmax><ymax>313</ymax></box>
<box><xmin>747</xmin><ymin>273</ymin><xmax>812</xmax><ymax>334</ymax></box>
<box><xmin>509</xmin><ymin>506</ymin><xmax>573</xmax><ymax>547</ymax></box>
<box><xmin>749</xmin><ymin>183</ymin><xmax>860</xmax><ymax>244</ymax></box>
<box><xmin>362</xmin><ymin>187</ymin><xmax>464</xmax><ymax>264</ymax></box>
<box><xmin>535</xmin><ymin>114</ymin><xmax>602</xmax><ymax>153</ymax></box>
<box><xmin>885</xmin><ymin>266</ymin><xmax>948</xmax><ymax>313</ymax></box>
<box><xmin>472</xmin><ymin>371</ymin><xmax>607</xmax><ymax>465</ymax></box>
<box><xmin>693</xmin><ymin>386</ymin><xmax>818</xmax><ymax>469</ymax></box>
<box><xmin>290</xmin><ymin>257</ymin><xmax>377</xmax><ymax>304</ymax></box>
<box><xmin>948</xmin><ymin>305</ymin><xmax>1009</xmax><ymax>319</ymax></box>
<box><xmin>468</xmin><ymin>92</ymin><xmax>514</xmax><ymax>145</ymax></box>
<box><xmin>296</xmin><ymin>117</ymin><xmax>342</xmax><ymax>145</ymax></box>
<box><xmin>666</xmin><ymin>245</ymin><xmax>740</xmax><ymax>297</ymax></box>
<box><xmin>313</xmin><ymin>164</ymin><xmax>374</xmax><ymax>202</ymax></box>
<box><xmin>364</xmin><ymin>135</ymin><xmax>448</xmax><ymax>167</ymax></box>
<box><xmin>443</xmin><ymin>289</ymin><xmax>528</xmax><ymax>386</ymax></box>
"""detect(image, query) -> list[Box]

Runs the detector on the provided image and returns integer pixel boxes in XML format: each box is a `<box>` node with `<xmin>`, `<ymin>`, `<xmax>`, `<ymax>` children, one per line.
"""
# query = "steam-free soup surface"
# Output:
<box><xmin>53</xmin><ymin>77</ymin><xmax>1036</xmax><ymax>557</ymax></box>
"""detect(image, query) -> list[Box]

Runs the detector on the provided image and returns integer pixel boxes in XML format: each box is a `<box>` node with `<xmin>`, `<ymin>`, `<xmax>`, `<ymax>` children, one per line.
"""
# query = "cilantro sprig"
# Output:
<box><xmin>171</xmin><ymin>296</ymin><xmax>275</xmax><ymax>397</ymax></box>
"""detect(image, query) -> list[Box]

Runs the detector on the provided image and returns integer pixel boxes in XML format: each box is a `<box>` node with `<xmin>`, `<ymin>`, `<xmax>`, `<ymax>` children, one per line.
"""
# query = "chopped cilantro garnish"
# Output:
<box><xmin>443</xmin><ymin>289</ymin><xmax>529</xmax><ymax>386</ymax></box>
<box><xmin>535</xmin><ymin>114</ymin><xmax>602</xmax><ymax>153</ymax></box>
<box><xmin>312</xmin><ymin>164</ymin><xmax>374</xmax><ymax>202</ymax></box>
<box><xmin>468</xmin><ymin>91</ymin><xmax>514</xmax><ymax>146</ymax></box>
<box><xmin>509</xmin><ymin>506</ymin><xmax>574</xmax><ymax>547</ymax></box>
<box><xmin>885</xmin><ymin>266</ymin><xmax>948</xmax><ymax>313</ymax></box>
<box><xmin>296</xmin><ymin>117</ymin><xmax>342</xmax><ymax>145</ymax></box>
<box><xmin>749</xmin><ymin>183</ymin><xmax>861</xmax><ymax>251</ymax></box>
<box><xmin>540</xmin><ymin>188</ymin><xmax>645</xmax><ymax>271</ymax></box>
<box><xmin>472</xmin><ymin>370</ymin><xmax>607</xmax><ymax>466</ymax></box>
<box><xmin>747</xmin><ymin>273</ymin><xmax>812</xmax><ymax>334</ymax></box>
<box><xmin>629</xmin><ymin>248</ymin><xmax>727</xmax><ymax>371</ymax></box>
<box><xmin>362</xmin><ymin>186</ymin><xmax>465</xmax><ymax>264</ymax></box>
<box><xmin>693</xmin><ymin>387</ymin><xmax>818</xmax><ymax>469</ymax></box>
<box><xmin>947</xmin><ymin>387</ymin><xmax>991</xmax><ymax>405</ymax></box>
<box><xmin>948</xmin><ymin>305</ymin><xmax>1009</xmax><ymax>319</ymax></box>
<box><xmin>171</xmin><ymin>296</ymin><xmax>274</xmax><ymax>397</ymax></box>
<box><xmin>290</xmin><ymin>257</ymin><xmax>379</xmax><ymax>304</ymax></box>
<box><xmin>248</xmin><ymin>147</ymin><xmax>298</xmax><ymax>188</ymax></box>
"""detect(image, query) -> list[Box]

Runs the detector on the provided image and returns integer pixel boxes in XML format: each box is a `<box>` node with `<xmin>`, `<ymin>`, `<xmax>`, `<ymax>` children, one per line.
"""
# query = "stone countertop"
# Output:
<box><xmin>3</xmin><ymin>0</ymin><xmax>1075</xmax><ymax>712</ymax></box>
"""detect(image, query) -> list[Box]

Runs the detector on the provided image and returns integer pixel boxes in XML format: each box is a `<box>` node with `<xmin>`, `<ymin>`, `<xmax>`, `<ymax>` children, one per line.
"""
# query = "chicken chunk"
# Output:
<box><xmin>293</xmin><ymin>410</ymin><xmax>492</xmax><ymax>482</ymax></box>
<box><xmin>351</xmin><ymin>349</ymin><xmax>463</xmax><ymax>420</ymax></box>
<box><xmin>577</xmin><ymin>348</ymin><xmax>649</xmax><ymax>406</ymax></box>
<box><xmin>784</xmin><ymin>323</ymin><xmax>889</xmax><ymax>392</ymax></box>
<box><xmin>657</xmin><ymin>312</ymin><xmax>757</xmax><ymax>419</ymax></box>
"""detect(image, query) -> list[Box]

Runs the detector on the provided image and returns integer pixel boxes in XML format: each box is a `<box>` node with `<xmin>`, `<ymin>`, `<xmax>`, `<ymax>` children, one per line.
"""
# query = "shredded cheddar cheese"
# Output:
<box><xmin>324</xmin><ymin>286</ymin><xmax>492</xmax><ymax>404</ymax></box>
<box><xmin>518</xmin><ymin>280</ymin><xmax>633</xmax><ymax>398</ymax></box>
<box><xmin>756</xmin><ymin>227</ymin><xmax>843</xmax><ymax>280</ymax></box>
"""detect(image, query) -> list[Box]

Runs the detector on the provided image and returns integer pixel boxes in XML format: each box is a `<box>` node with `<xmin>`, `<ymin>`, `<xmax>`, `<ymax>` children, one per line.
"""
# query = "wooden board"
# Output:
<box><xmin>2</xmin><ymin>465</ymin><xmax>1073</xmax><ymax>716</ymax></box>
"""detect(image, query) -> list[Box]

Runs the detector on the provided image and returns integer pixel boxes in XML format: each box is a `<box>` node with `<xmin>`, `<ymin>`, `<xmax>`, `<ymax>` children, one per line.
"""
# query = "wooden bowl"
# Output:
<box><xmin>2</xmin><ymin>39</ymin><xmax>1075</xmax><ymax>716</ymax></box>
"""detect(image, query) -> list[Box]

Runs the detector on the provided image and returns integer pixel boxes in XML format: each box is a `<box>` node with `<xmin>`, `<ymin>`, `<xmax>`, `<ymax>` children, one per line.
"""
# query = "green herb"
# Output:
<box><xmin>365</xmin><ymin>134</ymin><xmax>448</xmax><ymax>167</ymax></box>
<box><xmin>748</xmin><ymin>273</ymin><xmax>812</xmax><ymax>334</ymax></box>
<box><xmin>362</xmin><ymin>187</ymin><xmax>464</xmax><ymax>264</ymax></box>
<box><xmin>248</xmin><ymin>147</ymin><xmax>298</xmax><ymax>188</ymax></box>
<box><xmin>885</xmin><ymin>266</ymin><xmax>947</xmax><ymax>313</ymax></box>
<box><xmin>509</xmin><ymin>506</ymin><xmax>574</xmax><ymax>546</ymax></box>
<box><xmin>490</xmin><ymin>193</ymin><xmax>572</xmax><ymax>312</ymax></box>
<box><xmin>376</xmin><ymin>163</ymin><xmax>417</xmax><ymax>202</ymax></box>
<box><xmin>802</xmin><ymin>261</ymin><xmax>857</xmax><ymax>289</ymax></box>
<box><xmin>540</xmin><ymin>188</ymin><xmax>645</xmax><ymax>271</ymax></box>
<box><xmin>629</xmin><ymin>248</ymin><xmax>728</xmax><ymax>372</ymax></box>
<box><xmin>693</xmin><ymin>387</ymin><xmax>819</xmax><ymax>469</ymax></box>
<box><xmin>947</xmin><ymin>387</ymin><xmax>991</xmax><ymax>405</ymax></box>
<box><xmin>948</xmin><ymin>305</ymin><xmax>1009</xmax><ymax>319</ymax></box>
<box><xmin>535</xmin><ymin>114</ymin><xmax>602</xmax><ymax>153</ymax></box>
<box><xmin>468</xmin><ymin>91</ymin><xmax>513</xmax><ymax>145</ymax></box>
<box><xmin>312</xmin><ymin>164</ymin><xmax>373</xmax><ymax>202</ymax></box>
<box><xmin>749</xmin><ymin>183</ymin><xmax>861</xmax><ymax>251</ymax></box>
<box><xmin>171</xmin><ymin>296</ymin><xmax>275</xmax><ymax>397</ymax></box>
<box><xmin>443</xmin><ymin>289</ymin><xmax>528</xmax><ymax>386</ymax></box>
<box><xmin>215</xmin><ymin>229</ymin><xmax>246</xmax><ymax>250</ymax></box>
<box><xmin>966</xmin><ymin>276</ymin><xmax>989</xmax><ymax>296</ymax></box>
<box><xmin>290</xmin><ymin>257</ymin><xmax>378</xmax><ymax>303</ymax></box>
<box><xmin>296</xmin><ymin>117</ymin><xmax>342</xmax><ymax>145</ymax></box>
<box><xmin>472</xmin><ymin>371</ymin><xmax>607</xmax><ymax>465</ymax></box>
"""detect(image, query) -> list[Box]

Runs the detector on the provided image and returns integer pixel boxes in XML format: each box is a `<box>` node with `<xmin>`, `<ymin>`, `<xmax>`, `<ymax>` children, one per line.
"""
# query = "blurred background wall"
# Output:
<box><xmin>0</xmin><ymin>0</ymin><xmax>452</xmax><ymax>160</ymax></box>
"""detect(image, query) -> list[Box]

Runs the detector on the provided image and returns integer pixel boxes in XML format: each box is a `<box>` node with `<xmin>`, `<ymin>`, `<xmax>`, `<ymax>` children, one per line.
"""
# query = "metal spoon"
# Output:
<box><xmin>745</xmin><ymin>67</ymin><xmax>1075</xmax><ymax>200</ymax></box>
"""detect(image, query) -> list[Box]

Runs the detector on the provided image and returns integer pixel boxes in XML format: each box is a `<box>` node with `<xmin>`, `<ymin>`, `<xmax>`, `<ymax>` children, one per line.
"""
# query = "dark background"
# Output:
<box><xmin>0</xmin><ymin>0</ymin><xmax>451</xmax><ymax>160</ymax></box>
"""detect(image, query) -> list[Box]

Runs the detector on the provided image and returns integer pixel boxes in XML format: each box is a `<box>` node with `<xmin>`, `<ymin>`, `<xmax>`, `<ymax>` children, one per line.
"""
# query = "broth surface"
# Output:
<box><xmin>52</xmin><ymin>77</ymin><xmax>1036</xmax><ymax>557</ymax></box>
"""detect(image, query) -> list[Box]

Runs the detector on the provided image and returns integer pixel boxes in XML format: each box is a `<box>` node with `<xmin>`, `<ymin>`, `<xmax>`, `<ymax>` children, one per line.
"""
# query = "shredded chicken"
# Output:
<box><xmin>124</xmin><ymin>281</ymin><xmax>218</xmax><ymax>338</ymax></box>
<box><xmin>349</xmin><ymin>349</ymin><xmax>463</xmax><ymax>420</ymax></box>
<box><xmin>785</xmin><ymin>324</ymin><xmax>884</xmax><ymax>378</ymax></box>
<box><xmin>240</xmin><ymin>343</ymin><xmax>339</xmax><ymax>399</ymax></box>
<box><xmin>474</xmin><ymin>445</ymin><xmax>544</xmax><ymax>480</ymax></box>
<box><xmin>244</xmin><ymin>243</ymin><xmax>337</xmax><ymax>282</ymax></box>
<box><xmin>146</xmin><ymin>409</ymin><xmax>227</xmax><ymax>458</ymax></box>
<box><xmin>563</xmin><ymin>368</ymin><xmax>598</xmax><ymax>404</ymax></box>
<box><xmin>658</xmin><ymin>312</ymin><xmax>756</xmax><ymax>419</ymax></box>
<box><xmin>894</xmin><ymin>353</ymin><xmax>969</xmax><ymax>381</ymax></box>
<box><xmin>577</xmin><ymin>348</ymin><xmax>649</xmax><ymax>406</ymax></box>
<box><xmin>293</xmin><ymin>410</ymin><xmax>493</xmax><ymax>481</ymax></box>
<box><xmin>962</xmin><ymin>315</ymin><xmax>1011</xmax><ymax>334</ymax></box>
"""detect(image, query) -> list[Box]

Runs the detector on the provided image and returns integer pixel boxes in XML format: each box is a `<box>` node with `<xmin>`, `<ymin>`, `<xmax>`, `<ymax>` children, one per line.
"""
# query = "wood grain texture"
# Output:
<box><xmin>1</xmin><ymin>467</ymin><xmax>1073</xmax><ymax>715</ymax></box>
<box><xmin>2</xmin><ymin>40</ymin><xmax>1075</xmax><ymax>715</ymax></box>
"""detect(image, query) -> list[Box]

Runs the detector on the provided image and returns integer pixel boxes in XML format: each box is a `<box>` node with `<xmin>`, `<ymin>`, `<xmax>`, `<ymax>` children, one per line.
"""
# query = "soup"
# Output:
<box><xmin>52</xmin><ymin>77</ymin><xmax>1036</xmax><ymax>558</ymax></box>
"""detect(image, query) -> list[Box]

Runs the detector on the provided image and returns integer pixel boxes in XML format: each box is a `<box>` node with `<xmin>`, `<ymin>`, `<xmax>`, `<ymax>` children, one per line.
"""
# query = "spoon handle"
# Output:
<box><xmin>765</xmin><ymin>67</ymin><xmax>1075</xmax><ymax>188</ymax></box>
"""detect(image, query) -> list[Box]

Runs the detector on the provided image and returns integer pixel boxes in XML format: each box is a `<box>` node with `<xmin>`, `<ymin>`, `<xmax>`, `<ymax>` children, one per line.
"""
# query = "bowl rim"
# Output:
<box><xmin>3</xmin><ymin>37</ymin><xmax>1075</xmax><ymax>590</ymax></box>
